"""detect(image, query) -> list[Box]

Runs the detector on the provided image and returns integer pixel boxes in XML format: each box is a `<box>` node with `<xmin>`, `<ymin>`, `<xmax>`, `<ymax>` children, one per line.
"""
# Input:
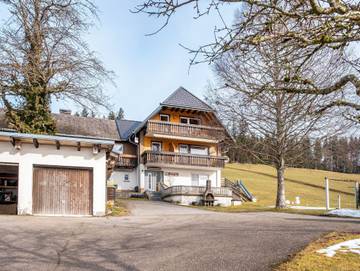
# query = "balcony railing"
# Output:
<box><xmin>146</xmin><ymin>120</ymin><xmax>225</xmax><ymax>141</ymax></box>
<box><xmin>161</xmin><ymin>185</ymin><xmax>232</xmax><ymax>198</ymax></box>
<box><xmin>142</xmin><ymin>151</ymin><xmax>226</xmax><ymax>168</ymax></box>
<box><xmin>116</xmin><ymin>157</ymin><xmax>138</xmax><ymax>168</ymax></box>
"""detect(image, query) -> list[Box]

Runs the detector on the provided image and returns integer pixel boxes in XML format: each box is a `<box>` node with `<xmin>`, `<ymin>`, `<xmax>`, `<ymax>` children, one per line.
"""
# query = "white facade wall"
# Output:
<box><xmin>109</xmin><ymin>169</ymin><xmax>137</xmax><ymax>190</ymax></box>
<box><xmin>163</xmin><ymin>195</ymin><xmax>232</xmax><ymax>207</ymax></box>
<box><xmin>0</xmin><ymin>142</ymin><xmax>107</xmax><ymax>216</ymax></box>
<box><xmin>161</xmin><ymin>167</ymin><xmax>221</xmax><ymax>188</ymax></box>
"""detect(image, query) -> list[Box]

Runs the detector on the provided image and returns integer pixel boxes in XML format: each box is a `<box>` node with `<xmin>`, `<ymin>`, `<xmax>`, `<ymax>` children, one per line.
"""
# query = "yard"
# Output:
<box><xmin>223</xmin><ymin>163</ymin><xmax>358</xmax><ymax>209</ymax></box>
<box><xmin>276</xmin><ymin>232</ymin><xmax>360</xmax><ymax>271</ymax></box>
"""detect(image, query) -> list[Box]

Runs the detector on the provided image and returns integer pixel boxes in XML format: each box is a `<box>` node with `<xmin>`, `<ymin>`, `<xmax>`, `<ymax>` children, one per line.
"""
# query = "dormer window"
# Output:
<box><xmin>160</xmin><ymin>114</ymin><xmax>170</xmax><ymax>122</ymax></box>
<box><xmin>180</xmin><ymin>117</ymin><xmax>200</xmax><ymax>125</ymax></box>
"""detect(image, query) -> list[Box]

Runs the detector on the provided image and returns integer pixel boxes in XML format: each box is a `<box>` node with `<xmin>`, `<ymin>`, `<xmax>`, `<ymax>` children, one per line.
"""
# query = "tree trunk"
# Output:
<box><xmin>276</xmin><ymin>158</ymin><xmax>286</xmax><ymax>208</ymax></box>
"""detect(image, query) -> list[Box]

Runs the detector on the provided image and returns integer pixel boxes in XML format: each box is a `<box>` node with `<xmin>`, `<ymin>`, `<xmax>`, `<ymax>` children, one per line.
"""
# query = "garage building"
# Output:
<box><xmin>0</xmin><ymin>110</ymin><xmax>118</xmax><ymax>216</ymax></box>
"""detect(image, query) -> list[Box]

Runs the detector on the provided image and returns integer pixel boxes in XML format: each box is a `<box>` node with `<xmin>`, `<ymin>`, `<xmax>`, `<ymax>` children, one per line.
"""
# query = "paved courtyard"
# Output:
<box><xmin>0</xmin><ymin>201</ymin><xmax>359</xmax><ymax>271</ymax></box>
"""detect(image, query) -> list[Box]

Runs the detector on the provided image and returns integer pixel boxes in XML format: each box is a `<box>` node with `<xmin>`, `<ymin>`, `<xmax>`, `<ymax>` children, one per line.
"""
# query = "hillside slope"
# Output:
<box><xmin>223</xmin><ymin>164</ymin><xmax>358</xmax><ymax>208</ymax></box>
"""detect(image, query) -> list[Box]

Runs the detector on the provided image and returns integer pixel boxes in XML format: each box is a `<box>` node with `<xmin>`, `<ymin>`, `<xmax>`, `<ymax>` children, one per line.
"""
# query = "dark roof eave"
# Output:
<box><xmin>160</xmin><ymin>103</ymin><xmax>214</xmax><ymax>112</ymax></box>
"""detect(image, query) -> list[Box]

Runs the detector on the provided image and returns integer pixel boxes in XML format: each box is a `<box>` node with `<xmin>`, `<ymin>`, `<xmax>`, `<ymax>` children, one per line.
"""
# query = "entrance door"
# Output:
<box><xmin>33</xmin><ymin>166</ymin><xmax>93</xmax><ymax>216</ymax></box>
<box><xmin>145</xmin><ymin>171</ymin><xmax>163</xmax><ymax>191</ymax></box>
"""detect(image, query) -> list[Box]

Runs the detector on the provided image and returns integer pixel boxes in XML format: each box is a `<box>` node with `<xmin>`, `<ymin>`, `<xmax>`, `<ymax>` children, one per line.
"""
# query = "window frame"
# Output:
<box><xmin>190</xmin><ymin>145</ymin><xmax>209</xmax><ymax>156</ymax></box>
<box><xmin>180</xmin><ymin>116</ymin><xmax>201</xmax><ymax>125</ymax></box>
<box><xmin>179</xmin><ymin>144</ymin><xmax>189</xmax><ymax>154</ymax></box>
<box><xmin>151</xmin><ymin>141</ymin><xmax>162</xmax><ymax>152</ymax></box>
<box><xmin>159</xmin><ymin>114</ymin><xmax>170</xmax><ymax>122</ymax></box>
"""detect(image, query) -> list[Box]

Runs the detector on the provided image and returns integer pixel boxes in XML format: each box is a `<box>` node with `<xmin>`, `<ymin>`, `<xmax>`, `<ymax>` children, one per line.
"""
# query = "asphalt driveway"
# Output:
<box><xmin>0</xmin><ymin>201</ymin><xmax>359</xmax><ymax>271</ymax></box>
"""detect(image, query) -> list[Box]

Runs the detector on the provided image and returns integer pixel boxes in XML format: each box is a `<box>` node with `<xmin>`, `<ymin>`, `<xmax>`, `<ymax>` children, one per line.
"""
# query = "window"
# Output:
<box><xmin>180</xmin><ymin>117</ymin><xmax>200</xmax><ymax>125</ymax></box>
<box><xmin>190</xmin><ymin>146</ymin><xmax>208</xmax><ymax>155</ymax></box>
<box><xmin>151</xmin><ymin>142</ymin><xmax>162</xmax><ymax>152</ymax></box>
<box><xmin>180</xmin><ymin>117</ymin><xmax>188</xmax><ymax>124</ymax></box>
<box><xmin>199</xmin><ymin>174</ymin><xmax>209</xmax><ymax>186</ymax></box>
<box><xmin>124</xmin><ymin>174</ymin><xmax>129</xmax><ymax>182</ymax></box>
<box><xmin>179</xmin><ymin>144</ymin><xmax>189</xmax><ymax>154</ymax></box>
<box><xmin>160</xmin><ymin>114</ymin><xmax>170</xmax><ymax>122</ymax></box>
<box><xmin>112</xmin><ymin>144</ymin><xmax>123</xmax><ymax>154</ymax></box>
<box><xmin>189</xmin><ymin>118</ymin><xmax>200</xmax><ymax>125</ymax></box>
<box><xmin>191</xmin><ymin>174</ymin><xmax>199</xmax><ymax>186</ymax></box>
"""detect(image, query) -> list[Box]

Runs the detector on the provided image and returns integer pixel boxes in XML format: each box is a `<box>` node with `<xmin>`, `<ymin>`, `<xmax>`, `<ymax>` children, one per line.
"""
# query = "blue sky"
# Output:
<box><xmin>0</xmin><ymin>1</ymin><xmax>239</xmax><ymax>120</ymax></box>
<box><xmin>82</xmin><ymin>0</ymin><xmax>238</xmax><ymax>120</ymax></box>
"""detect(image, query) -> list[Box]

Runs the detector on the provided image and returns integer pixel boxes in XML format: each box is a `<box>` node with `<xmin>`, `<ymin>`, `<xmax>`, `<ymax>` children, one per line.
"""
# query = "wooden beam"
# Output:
<box><xmin>77</xmin><ymin>142</ymin><xmax>81</xmax><ymax>151</ymax></box>
<box><xmin>56</xmin><ymin>140</ymin><xmax>60</xmax><ymax>150</ymax></box>
<box><xmin>33</xmin><ymin>138</ymin><xmax>39</xmax><ymax>148</ymax></box>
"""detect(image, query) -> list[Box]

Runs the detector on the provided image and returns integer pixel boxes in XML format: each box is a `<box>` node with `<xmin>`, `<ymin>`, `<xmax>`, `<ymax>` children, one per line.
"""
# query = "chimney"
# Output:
<box><xmin>59</xmin><ymin>109</ymin><xmax>72</xmax><ymax>115</ymax></box>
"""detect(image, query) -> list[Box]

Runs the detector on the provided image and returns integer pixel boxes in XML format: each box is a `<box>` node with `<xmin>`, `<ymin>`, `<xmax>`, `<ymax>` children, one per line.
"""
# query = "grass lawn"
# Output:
<box><xmin>223</xmin><ymin>163</ymin><xmax>358</xmax><ymax>209</ymax></box>
<box><xmin>275</xmin><ymin>232</ymin><xmax>360</xmax><ymax>271</ymax></box>
<box><xmin>106</xmin><ymin>199</ymin><xmax>129</xmax><ymax>216</ymax></box>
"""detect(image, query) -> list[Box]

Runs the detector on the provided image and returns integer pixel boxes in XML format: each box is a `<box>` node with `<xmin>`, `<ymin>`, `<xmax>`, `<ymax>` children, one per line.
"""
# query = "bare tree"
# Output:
<box><xmin>206</xmin><ymin>39</ymin><xmax>349</xmax><ymax>208</ymax></box>
<box><xmin>134</xmin><ymin>0</ymin><xmax>360</xmax><ymax>117</ymax></box>
<box><xmin>0</xmin><ymin>0</ymin><xmax>113</xmax><ymax>134</ymax></box>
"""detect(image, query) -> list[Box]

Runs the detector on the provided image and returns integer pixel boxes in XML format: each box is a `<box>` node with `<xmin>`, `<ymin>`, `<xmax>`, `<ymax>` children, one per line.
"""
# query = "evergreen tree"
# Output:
<box><xmin>81</xmin><ymin>108</ymin><xmax>89</xmax><ymax>117</ymax></box>
<box><xmin>117</xmin><ymin>107</ymin><xmax>125</xmax><ymax>120</ymax></box>
<box><xmin>108</xmin><ymin>111</ymin><xmax>116</xmax><ymax>120</ymax></box>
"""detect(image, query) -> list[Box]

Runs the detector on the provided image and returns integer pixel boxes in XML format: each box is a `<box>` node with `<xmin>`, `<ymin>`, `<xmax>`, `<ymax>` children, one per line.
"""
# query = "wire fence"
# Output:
<box><xmin>326</xmin><ymin>177</ymin><xmax>359</xmax><ymax>210</ymax></box>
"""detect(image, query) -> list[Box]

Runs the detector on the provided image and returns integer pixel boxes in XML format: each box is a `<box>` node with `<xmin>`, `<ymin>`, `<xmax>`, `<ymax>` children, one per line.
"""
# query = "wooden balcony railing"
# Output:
<box><xmin>161</xmin><ymin>185</ymin><xmax>232</xmax><ymax>198</ymax></box>
<box><xmin>142</xmin><ymin>151</ymin><xmax>226</xmax><ymax>168</ymax></box>
<box><xmin>146</xmin><ymin>120</ymin><xmax>225</xmax><ymax>141</ymax></box>
<box><xmin>116</xmin><ymin>157</ymin><xmax>137</xmax><ymax>168</ymax></box>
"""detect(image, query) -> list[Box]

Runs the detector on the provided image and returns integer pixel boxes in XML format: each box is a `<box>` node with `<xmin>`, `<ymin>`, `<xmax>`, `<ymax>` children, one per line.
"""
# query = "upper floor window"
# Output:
<box><xmin>180</xmin><ymin>117</ymin><xmax>200</xmax><ymax>125</ymax></box>
<box><xmin>160</xmin><ymin>114</ymin><xmax>170</xmax><ymax>122</ymax></box>
<box><xmin>190</xmin><ymin>146</ymin><xmax>208</xmax><ymax>156</ymax></box>
<box><xmin>179</xmin><ymin>144</ymin><xmax>189</xmax><ymax>154</ymax></box>
<box><xmin>152</xmin><ymin>141</ymin><xmax>162</xmax><ymax>152</ymax></box>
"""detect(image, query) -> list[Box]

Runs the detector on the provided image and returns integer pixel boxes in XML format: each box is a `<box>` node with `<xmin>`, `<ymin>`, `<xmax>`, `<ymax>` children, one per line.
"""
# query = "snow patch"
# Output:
<box><xmin>317</xmin><ymin>239</ymin><xmax>360</xmax><ymax>257</ymax></box>
<box><xmin>327</xmin><ymin>209</ymin><xmax>360</xmax><ymax>218</ymax></box>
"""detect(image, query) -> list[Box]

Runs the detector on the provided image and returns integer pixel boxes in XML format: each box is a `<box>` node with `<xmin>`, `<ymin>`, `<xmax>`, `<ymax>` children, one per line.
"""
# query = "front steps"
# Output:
<box><xmin>145</xmin><ymin>191</ymin><xmax>162</xmax><ymax>201</ymax></box>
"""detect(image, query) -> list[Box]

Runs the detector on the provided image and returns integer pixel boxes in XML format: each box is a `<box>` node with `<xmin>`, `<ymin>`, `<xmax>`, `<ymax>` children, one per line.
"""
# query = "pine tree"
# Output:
<box><xmin>108</xmin><ymin>111</ymin><xmax>116</xmax><ymax>120</ymax></box>
<box><xmin>117</xmin><ymin>107</ymin><xmax>125</xmax><ymax>120</ymax></box>
<box><xmin>81</xmin><ymin>108</ymin><xmax>89</xmax><ymax>117</ymax></box>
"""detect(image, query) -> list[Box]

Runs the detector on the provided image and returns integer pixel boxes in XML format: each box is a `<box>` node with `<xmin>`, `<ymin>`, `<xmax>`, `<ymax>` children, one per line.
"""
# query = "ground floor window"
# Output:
<box><xmin>191</xmin><ymin>173</ymin><xmax>209</xmax><ymax>186</ymax></box>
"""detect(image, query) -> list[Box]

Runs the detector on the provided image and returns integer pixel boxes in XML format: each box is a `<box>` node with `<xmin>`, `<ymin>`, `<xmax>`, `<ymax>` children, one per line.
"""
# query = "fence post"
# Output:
<box><xmin>337</xmin><ymin>194</ymin><xmax>341</xmax><ymax>209</ymax></box>
<box><xmin>325</xmin><ymin>177</ymin><xmax>330</xmax><ymax>210</ymax></box>
<box><xmin>356</xmin><ymin>182</ymin><xmax>359</xmax><ymax>210</ymax></box>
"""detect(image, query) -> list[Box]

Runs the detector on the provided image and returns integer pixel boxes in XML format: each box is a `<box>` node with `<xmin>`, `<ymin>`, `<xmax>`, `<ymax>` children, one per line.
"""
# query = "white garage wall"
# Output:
<box><xmin>0</xmin><ymin>142</ymin><xmax>107</xmax><ymax>216</ymax></box>
<box><xmin>109</xmin><ymin>169</ymin><xmax>138</xmax><ymax>190</ymax></box>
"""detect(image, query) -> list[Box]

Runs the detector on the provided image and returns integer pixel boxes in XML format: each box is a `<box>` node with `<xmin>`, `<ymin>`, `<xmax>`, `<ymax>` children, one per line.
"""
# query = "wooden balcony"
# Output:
<box><xmin>146</xmin><ymin>120</ymin><xmax>225</xmax><ymax>142</ymax></box>
<box><xmin>142</xmin><ymin>151</ymin><xmax>226</xmax><ymax>168</ymax></box>
<box><xmin>116</xmin><ymin>157</ymin><xmax>137</xmax><ymax>168</ymax></box>
<box><xmin>161</xmin><ymin>185</ymin><xmax>232</xmax><ymax>198</ymax></box>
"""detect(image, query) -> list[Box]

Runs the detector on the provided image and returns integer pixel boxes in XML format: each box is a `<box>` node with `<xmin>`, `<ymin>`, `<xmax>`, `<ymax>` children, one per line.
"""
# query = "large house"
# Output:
<box><xmin>0</xmin><ymin>87</ymin><xmax>237</xmax><ymax>216</ymax></box>
<box><xmin>110</xmin><ymin>87</ymin><xmax>234</xmax><ymax>206</ymax></box>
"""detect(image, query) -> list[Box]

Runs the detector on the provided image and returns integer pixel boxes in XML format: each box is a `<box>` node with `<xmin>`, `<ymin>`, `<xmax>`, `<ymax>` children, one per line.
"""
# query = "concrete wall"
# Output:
<box><xmin>163</xmin><ymin>195</ymin><xmax>232</xmax><ymax>207</ymax></box>
<box><xmin>0</xmin><ymin>142</ymin><xmax>107</xmax><ymax>216</ymax></box>
<box><xmin>109</xmin><ymin>169</ymin><xmax>138</xmax><ymax>190</ymax></box>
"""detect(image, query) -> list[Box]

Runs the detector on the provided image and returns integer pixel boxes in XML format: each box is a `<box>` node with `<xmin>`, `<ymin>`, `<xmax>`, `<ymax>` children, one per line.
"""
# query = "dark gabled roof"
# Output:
<box><xmin>116</xmin><ymin>119</ymin><xmax>142</xmax><ymax>140</ymax></box>
<box><xmin>0</xmin><ymin>109</ymin><xmax>120</xmax><ymax>141</ymax></box>
<box><xmin>161</xmin><ymin>87</ymin><xmax>213</xmax><ymax>111</ymax></box>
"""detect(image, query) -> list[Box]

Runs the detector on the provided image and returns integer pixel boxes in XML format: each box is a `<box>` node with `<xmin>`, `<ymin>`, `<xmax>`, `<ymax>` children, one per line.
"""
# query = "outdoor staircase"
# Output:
<box><xmin>222</xmin><ymin>178</ymin><xmax>254</xmax><ymax>202</ymax></box>
<box><xmin>145</xmin><ymin>191</ymin><xmax>162</xmax><ymax>201</ymax></box>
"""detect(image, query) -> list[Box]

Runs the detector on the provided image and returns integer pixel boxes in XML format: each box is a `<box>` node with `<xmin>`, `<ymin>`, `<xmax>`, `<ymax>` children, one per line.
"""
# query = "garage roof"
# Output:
<box><xmin>0</xmin><ymin>109</ymin><xmax>120</xmax><ymax>141</ymax></box>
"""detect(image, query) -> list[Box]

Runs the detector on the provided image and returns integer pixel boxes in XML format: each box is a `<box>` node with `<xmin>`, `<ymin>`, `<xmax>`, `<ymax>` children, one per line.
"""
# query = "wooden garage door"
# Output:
<box><xmin>33</xmin><ymin>167</ymin><xmax>93</xmax><ymax>215</ymax></box>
